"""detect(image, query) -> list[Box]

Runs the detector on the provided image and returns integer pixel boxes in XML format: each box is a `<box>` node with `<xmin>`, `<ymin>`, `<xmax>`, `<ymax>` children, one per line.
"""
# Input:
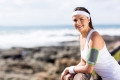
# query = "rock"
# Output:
<box><xmin>0</xmin><ymin>50</ymin><xmax>22</xmax><ymax>60</ymax></box>
<box><xmin>30</xmin><ymin>72</ymin><xmax>56</xmax><ymax>80</ymax></box>
<box><xmin>0</xmin><ymin>35</ymin><xmax>119</xmax><ymax>80</ymax></box>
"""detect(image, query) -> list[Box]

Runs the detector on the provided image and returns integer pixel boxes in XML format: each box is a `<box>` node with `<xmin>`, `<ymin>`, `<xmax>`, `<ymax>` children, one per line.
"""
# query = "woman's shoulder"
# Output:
<box><xmin>91</xmin><ymin>31</ymin><xmax>103</xmax><ymax>41</ymax></box>
<box><xmin>89</xmin><ymin>31</ymin><xmax>105</xmax><ymax>50</ymax></box>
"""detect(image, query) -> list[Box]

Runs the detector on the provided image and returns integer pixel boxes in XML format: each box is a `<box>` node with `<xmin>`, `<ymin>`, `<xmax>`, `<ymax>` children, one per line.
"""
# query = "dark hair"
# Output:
<box><xmin>73</xmin><ymin>7</ymin><xmax>94</xmax><ymax>29</ymax></box>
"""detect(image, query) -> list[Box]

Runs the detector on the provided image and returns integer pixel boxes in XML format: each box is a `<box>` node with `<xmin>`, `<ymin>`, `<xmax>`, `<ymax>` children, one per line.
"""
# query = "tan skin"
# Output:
<box><xmin>61</xmin><ymin>14</ymin><xmax>105</xmax><ymax>80</ymax></box>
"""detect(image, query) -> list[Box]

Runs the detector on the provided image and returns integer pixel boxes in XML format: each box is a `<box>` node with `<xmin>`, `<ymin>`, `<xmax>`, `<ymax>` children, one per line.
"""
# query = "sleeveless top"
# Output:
<box><xmin>80</xmin><ymin>29</ymin><xmax>120</xmax><ymax>80</ymax></box>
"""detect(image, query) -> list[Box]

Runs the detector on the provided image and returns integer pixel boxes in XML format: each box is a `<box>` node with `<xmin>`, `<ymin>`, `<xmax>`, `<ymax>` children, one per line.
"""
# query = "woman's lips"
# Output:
<box><xmin>77</xmin><ymin>26</ymin><xmax>82</xmax><ymax>29</ymax></box>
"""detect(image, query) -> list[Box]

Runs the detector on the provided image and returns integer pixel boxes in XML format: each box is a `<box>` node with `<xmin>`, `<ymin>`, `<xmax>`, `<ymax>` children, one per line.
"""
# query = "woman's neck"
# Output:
<box><xmin>80</xmin><ymin>28</ymin><xmax>92</xmax><ymax>38</ymax></box>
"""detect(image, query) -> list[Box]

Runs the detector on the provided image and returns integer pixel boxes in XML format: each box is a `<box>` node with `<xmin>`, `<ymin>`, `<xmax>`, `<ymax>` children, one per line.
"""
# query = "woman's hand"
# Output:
<box><xmin>61</xmin><ymin>67</ymin><xmax>69</xmax><ymax>80</ymax></box>
<box><xmin>64</xmin><ymin>74</ymin><xmax>74</xmax><ymax>80</ymax></box>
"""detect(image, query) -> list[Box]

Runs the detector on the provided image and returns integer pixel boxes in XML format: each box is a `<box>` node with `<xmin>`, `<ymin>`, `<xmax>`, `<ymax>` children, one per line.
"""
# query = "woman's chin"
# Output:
<box><xmin>77</xmin><ymin>28</ymin><xmax>83</xmax><ymax>32</ymax></box>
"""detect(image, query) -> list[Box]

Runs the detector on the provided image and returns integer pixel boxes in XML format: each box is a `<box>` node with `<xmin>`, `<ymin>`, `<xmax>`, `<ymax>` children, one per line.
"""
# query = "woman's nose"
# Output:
<box><xmin>77</xmin><ymin>20</ymin><xmax>81</xmax><ymax>25</ymax></box>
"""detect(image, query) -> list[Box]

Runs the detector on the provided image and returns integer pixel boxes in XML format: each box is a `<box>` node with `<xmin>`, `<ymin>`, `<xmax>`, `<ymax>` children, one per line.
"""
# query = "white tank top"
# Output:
<box><xmin>80</xmin><ymin>29</ymin><xmax>120</xmax><ymax>80</ymax></box>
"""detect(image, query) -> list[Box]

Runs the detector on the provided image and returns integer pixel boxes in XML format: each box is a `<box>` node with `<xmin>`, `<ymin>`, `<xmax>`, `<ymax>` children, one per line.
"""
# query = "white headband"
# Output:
<box><xmin>72</xmin><ymin>11</ymin><xmax>90</xmax><ymax>18</ymax></box>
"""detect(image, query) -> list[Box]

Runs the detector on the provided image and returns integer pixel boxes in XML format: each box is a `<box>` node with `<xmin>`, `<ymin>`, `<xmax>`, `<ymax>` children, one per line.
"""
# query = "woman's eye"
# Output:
<box><xmin>80</xmin><ymin>19</ymin><xmax>83</xmax><ymax>21</ymax></box>
<box><xmin>73</xmin><ymin>19</ymin><xmax>77</xmax><ymax>22</ymax></box>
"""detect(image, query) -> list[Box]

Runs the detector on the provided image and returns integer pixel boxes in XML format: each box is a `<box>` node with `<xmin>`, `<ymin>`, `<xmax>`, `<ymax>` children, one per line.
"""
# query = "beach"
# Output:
<box><xmin>0</xmin><ymin>25</ymin><xmax>120</xmax><ymax>80</ymax></box>
<box><xmin>0</xmin><ymin>34</ymin><xmax>120</xmax><ymax>80</ymax></box>
<box><xmin>0</xmin><ymin>0</ymin><xmax>120</xmax><ymax>79</ymax></box>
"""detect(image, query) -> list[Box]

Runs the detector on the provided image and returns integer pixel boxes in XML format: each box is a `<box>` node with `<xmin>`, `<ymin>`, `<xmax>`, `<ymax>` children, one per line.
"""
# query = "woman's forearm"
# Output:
<box><xmin>76</xmin><ymin>58</ymin><xmax>86</xmax><ymax>66</ymax></box>
<box><xmin>74</xmin><ymin>64</ymin><xmax>93</xmax><ymax>74</ymax></box>
<box><xmin>76</xmin><ymin>62</ymin><xmax>85</xmax><ymax>66</ymax></box>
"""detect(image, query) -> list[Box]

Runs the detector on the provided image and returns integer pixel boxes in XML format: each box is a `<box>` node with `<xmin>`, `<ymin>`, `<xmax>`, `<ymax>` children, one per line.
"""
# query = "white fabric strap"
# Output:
<box><xmin>86</xmin><ymin>29</ymin><xmax>95</xmax><ymax>42</ymax></box>
<box><xmin>72</xmin><ymin>11</ymin><xmax>90</xmax><ymax>18</ymax></box>
<box><xmin>69</xmin><ymin>66</ymin><xmax>75</xmax><ymax>74</ymax></box>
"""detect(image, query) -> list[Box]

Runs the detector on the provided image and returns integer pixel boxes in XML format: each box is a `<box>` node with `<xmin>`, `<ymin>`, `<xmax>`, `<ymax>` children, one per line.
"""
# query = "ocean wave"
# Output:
<box><xmin>0</xmin><ymin>28</ymin><xmax>119</xmax><ymax>49</ymax></box>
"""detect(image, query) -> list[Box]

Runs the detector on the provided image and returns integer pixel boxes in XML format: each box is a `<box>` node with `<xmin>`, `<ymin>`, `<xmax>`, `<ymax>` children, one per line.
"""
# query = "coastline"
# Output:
<box><xmin>0</xmin><ymin>35</ymin><xmax>120</xmax><ymax>80</ymax></box>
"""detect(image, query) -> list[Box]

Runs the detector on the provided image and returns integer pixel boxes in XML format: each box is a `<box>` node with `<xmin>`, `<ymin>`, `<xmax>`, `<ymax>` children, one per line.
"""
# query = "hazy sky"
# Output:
<box><xmin>0</xmin><ymin>0</ymin><xmax>120</xmax><ymax>26</ymax></box>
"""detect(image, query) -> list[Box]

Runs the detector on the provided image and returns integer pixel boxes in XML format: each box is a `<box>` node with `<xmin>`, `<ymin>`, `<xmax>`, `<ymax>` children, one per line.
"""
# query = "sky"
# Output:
<box><xmin>0</xmin><ymin>0</ymin><xmax>120</xmax><ymax>26</ymax></box>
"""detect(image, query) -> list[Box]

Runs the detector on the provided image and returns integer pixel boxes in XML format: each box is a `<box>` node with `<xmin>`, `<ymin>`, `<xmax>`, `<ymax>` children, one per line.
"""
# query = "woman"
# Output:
<box><xmin>61</xmin><ymin>7</ymin><xmax>120</xmax><ymax>80</ymax></box>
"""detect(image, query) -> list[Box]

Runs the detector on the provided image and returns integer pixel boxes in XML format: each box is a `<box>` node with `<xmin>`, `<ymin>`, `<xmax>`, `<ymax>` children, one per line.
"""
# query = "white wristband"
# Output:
<box><xmin>69</xmin><ymin>66</ymin><xmax>75</xmax><ymax>74</ymax></box>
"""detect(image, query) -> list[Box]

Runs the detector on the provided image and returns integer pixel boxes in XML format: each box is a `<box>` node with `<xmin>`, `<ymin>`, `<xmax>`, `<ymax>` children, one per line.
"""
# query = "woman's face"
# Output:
<box><xmin>72</xmin><ymin>14</ymin><xmax>90</xmax><ymax>32</ymax></box>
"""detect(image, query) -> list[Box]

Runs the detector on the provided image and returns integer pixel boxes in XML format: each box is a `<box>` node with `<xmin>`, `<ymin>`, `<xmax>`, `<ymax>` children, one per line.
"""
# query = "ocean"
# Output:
<box><xmin>0</xmin><ymin>25</ymin><xmax>120</xmax><ymax>49</ymax></box>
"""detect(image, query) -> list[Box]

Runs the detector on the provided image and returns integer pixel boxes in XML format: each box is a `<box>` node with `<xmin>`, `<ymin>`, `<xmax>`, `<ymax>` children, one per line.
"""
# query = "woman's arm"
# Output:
<box><xmin>61</xmin><ymin>32</ymin><xmax>104</xmax><ymax>80</ymax></box>
<box><xmin>73</xmin><ymin>32</ymin><xmax>104</xmax><ymax>74</ymax></box>
<box><xmin>76</xmin><ymin>57</ymin><xmax>86</xmax><ymax>66</ymax></box>
<box><xmin>73</xmin><ymin>32</ymin><xmax>104</xmax><ymax>73</ymax></box>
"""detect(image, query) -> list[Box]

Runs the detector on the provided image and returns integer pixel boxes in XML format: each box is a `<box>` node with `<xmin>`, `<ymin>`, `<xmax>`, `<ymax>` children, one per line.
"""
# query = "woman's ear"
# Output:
<box><xmin>87</xmin><ymin>17</ymin><xmax>90</xmax><ymax>23</ymax></box>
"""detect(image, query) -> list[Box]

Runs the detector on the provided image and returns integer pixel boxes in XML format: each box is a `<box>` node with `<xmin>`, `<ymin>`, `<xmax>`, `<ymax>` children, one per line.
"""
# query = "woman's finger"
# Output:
<box><xmin>61</xmin><ymin>71</ymin><xmax>66</xmax><ymax>80</ymax></box>
<box><xmin>65</xmin><ymin>74</ymin><xmax>74</xmax><ymax>80</ymax></box>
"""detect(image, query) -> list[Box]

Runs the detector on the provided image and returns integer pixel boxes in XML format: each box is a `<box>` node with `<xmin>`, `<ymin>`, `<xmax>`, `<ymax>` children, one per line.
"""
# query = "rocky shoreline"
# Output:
<box><xmin>0</xmin><ymin>35</ymin><xmax>120</xmax><ymax>80</ymax></box>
